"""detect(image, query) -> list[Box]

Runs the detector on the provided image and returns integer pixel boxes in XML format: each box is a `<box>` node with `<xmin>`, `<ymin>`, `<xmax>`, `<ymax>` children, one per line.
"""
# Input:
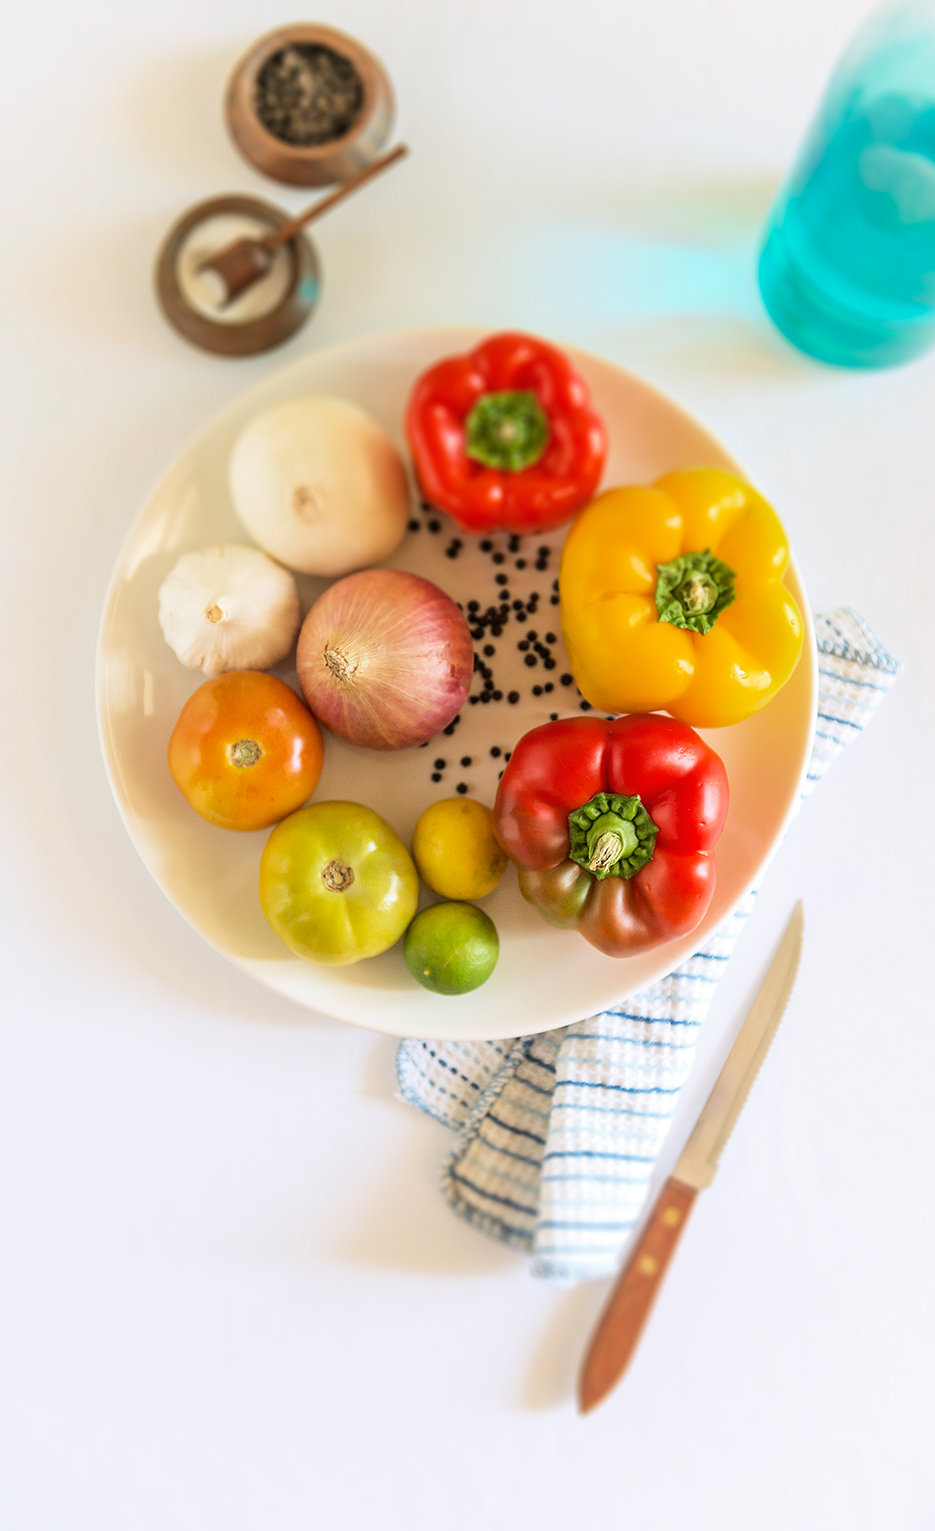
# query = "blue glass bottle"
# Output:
<box><xmin>759</xmin><ymin>1</ymin><xmax>935</xmax><ymax>366</ymax></box>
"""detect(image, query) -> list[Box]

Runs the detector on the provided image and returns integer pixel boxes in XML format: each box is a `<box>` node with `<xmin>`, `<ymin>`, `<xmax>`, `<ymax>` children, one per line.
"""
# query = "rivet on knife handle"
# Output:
<box><xmin>578</xmin><ymin>1176</ymin><xmax>697</xmax><ymax>1413</ymax></box>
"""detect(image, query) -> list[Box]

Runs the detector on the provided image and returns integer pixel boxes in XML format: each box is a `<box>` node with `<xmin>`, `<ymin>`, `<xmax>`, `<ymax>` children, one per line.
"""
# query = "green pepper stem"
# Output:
<box><xmin>655</xmin><ymin>547</ymin><xmax>736</xmax><ymax>635</ymax></box>
<box><xmin>464</xmin><ymin>391</ymin><xmax>550</xmax><ymax>472</ymax></box>
<box><xmin>568</xmin><ymin>792</ymin><xmax>659</xmax><ymax>880</ymax></box>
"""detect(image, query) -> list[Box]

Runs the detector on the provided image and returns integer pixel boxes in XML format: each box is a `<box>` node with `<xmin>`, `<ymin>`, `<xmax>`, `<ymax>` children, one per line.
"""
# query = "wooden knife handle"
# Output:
<box><xmin>578</xmin><ymin>1176</ymin><xmax>698</xmax><ymax>1413</ymax></box>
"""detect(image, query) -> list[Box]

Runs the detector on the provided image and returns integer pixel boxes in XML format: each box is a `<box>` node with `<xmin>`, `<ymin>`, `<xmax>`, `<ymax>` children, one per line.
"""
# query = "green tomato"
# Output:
<box><xmin>259</xmin><ymin>801</ymin><xmax>419</xmax><ymax>966</ymax></box>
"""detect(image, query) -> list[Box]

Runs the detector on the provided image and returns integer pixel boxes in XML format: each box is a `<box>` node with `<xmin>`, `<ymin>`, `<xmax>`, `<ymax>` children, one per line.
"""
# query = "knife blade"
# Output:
<box><xmin>577</xmin><ymin>900</ymin><xmax>804</xmax><ymax>1414</ymax></box>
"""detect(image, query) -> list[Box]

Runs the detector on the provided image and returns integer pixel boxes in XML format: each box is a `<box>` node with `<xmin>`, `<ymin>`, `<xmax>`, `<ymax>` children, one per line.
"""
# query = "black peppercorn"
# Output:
<box><xmin>490</xmin><ymin>746</ymin><xmax>501</xmax><ymax>758</ymax></box>
<box><xmin>508</xmin><ymin>691</ymin><xmax>519</xmax><ymax>704</ymax></box>
<box><xmin>524</xmin><ymin>654</ymin><xmax>537</xmax><ymax>667</ymax></box>
<box><xmin>434</xmin><ymin>758</ymin><xmax>445</xmax><ymax>769</ymax></box>
<box><xmin>456</xmin><ymin>782</ymin><xmax>468</xmax><ymax>794</ymax></box>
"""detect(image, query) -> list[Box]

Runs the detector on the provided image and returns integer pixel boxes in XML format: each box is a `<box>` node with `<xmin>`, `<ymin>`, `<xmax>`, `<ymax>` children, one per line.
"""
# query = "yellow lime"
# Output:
<box><xmin>411</xmin><ymin>797</ymin><xmax>507</xmax><ymax>900</ymax></box>
<box><xmin>404</xmin><ymin>902</ymin><xmax>499</xmax><ymax>996</ymax></box>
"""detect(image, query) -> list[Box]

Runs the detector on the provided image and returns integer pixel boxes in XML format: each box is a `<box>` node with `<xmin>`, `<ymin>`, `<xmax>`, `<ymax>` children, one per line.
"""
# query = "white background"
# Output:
<box><xmin>2</xmin><ymin>1</ymin><xmax>933</xmax><ymax>1526</ymax></box>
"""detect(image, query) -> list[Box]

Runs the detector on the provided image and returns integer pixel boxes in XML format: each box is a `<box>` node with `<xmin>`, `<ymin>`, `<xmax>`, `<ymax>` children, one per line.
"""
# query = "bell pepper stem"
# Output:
<box><xmin>464</xmin><ymin>391</ymin><xmax>550</xmax><ymax>472</ymax></box>
<box><xmin>568</xmin><ymin>792</ymin><xmax>659</xmax><ymax>880</ymax></box>
<box><xmin>655</xmin><ymin>548</ymin><xmax>736</xmax><ymax>635</ymax></box>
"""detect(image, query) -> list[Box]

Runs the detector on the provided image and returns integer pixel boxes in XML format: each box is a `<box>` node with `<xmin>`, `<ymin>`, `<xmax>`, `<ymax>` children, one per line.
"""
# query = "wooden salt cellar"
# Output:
<box><xmin>154</xmin><ymin>194</ymin><xmax>321</xmax><ymax>357</ymax></box>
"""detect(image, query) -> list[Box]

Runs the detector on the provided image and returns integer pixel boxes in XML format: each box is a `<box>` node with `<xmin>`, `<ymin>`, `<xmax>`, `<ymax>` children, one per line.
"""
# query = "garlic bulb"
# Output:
<box><xmin>228</xmin><ymin>395</ymin><xmax>411</xmax><ymax>576</ymax></box>
<box><xmin>158</xmin><ymin>544</ymin><xmax>300</xmax><ymax>678</ymax></box>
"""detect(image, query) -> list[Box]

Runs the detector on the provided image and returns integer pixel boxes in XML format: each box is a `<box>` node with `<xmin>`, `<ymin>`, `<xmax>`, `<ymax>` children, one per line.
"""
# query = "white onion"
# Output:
<box><xmin>296</xmin><ymin>570</ymin><xmax>474</xmax><ymax>750</ymax></box>
<box><xmin>228</xmin><ymin>395</ymin><xmax>411</xmax><ymax>576</ymax></box>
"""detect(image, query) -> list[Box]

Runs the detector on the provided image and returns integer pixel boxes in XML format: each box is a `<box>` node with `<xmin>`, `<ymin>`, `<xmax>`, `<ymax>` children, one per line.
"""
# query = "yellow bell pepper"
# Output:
<box><xmin>560</xmin><ymin>467</ymin><xmax>804</xmax><ymax>728</ymax></box>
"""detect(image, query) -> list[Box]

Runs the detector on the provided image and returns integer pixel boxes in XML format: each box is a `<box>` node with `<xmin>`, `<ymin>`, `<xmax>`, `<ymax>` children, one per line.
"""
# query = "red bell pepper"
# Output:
<box><xmin>405</xmin><ymin>331</ymin><xmax>607</xmax><ymax>534</ymax></box>
<box><xmin>493</xmin><ymin>714</ymin><xmax>729</xmax><ymax>959</ymax></box>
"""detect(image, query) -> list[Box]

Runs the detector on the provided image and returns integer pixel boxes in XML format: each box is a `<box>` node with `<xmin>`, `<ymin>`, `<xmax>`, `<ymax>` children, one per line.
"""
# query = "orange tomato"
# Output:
<box><xmin>168</xmin><ymin>671</ymin><xmax>323</xmax><ymax>831</ymax></box>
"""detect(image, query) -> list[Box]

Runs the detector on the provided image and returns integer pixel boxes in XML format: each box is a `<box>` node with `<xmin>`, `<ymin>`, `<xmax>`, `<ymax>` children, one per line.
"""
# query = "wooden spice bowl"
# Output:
<box><xmin>155</xmin><ymin>193</ymin><xmax>321</xmax><ymax>356</ymax></box>
<box><xmin>225</xmin><ymin>23</ymin><xmax>395</xmax><ymax>187</ymax></box>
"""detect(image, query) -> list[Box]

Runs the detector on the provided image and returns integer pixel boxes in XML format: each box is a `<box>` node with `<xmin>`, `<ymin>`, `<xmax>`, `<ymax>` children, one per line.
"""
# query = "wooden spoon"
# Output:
<box><xmin>199</xmin><ymin>143</ymin><xmax>408</xmax><ymax>307</ymax></box>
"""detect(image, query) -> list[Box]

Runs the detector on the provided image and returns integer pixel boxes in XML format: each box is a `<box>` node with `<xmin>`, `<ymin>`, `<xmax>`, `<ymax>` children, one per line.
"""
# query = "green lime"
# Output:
<box><xmin>404</xmin><ymin>902</ymin><xmax>499</xmax><ymax>996</ymax></box>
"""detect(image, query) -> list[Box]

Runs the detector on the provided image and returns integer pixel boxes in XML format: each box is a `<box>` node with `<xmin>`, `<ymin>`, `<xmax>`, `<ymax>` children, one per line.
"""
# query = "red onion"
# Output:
<box><xmin>296</xmin><ymin>569</ymin><xmax>474</xmax><ymax>750</ymax></box>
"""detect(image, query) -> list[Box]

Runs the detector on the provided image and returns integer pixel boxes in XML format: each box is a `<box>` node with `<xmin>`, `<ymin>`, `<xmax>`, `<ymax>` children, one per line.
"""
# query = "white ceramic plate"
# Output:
<box><xmin>96</xmin><ymin>327</ymin><xmax>816</xmax><ymax>1040</ymax></box>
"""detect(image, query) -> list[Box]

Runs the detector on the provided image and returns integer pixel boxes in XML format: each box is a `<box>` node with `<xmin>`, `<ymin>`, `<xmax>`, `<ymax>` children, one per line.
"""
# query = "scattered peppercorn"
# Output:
<box><xmin>408</xmin><ymin>519</ymin><xmax>420</xmax><ymax>531</ymax></box>
<box><xmin>492</xmin><ymin>552</ymin><xmax>505</xmax><ymax>565</ymax></box>
<box><xmin>580</xmin><ymin>700</ymin><xmax>592</xmax><ymax>710</ymax></box>
<box><xmin>561</xmin><ymin>673</ymin><xmax>573</xmax><ymax>686</ymax></box>
<box><xmin>508</xmin><ymin>691</ymin><xmax>519</xmax><ymax>703</ymax></box>
<box><xmin>431</xmin><ymin>772</ymin><xmax>442</xmax><ymax>782</ymax></box>
<box><xmin>456</xmin><ymin>782</ymin><xmax>468</xmax><ymax>794</ymax></box>
<box><xmin>483</xmin><ymin>644</ymin><xmax>495</xmax><ymax>656</ymax></box>
<box><xmin>492</xmin><ymin>689</ymin><xmax>503</xmax><ymax>700</ymax></box>
<box><xmin>460</xmin><ymin>755</ymin><xmax>471</xmax><ymax>767</ymax></box>
<box><xmin>495</xmin><ymin>574</ymin><xmax>508</xmax><ymax>585</ymax></box>
<box><xmin>532</xmin><ymin>684</ymin><xmax>542</xmax><ymax>696</ymax></box>
<box><xmin>434</xmin><ymin>758</ymin><xmax>446</xmax><ymax>769</ymax></box>
<box><xmin>544</xmin><ymin>658</ymin><xmax>556</xmax><ymax>670</ymax></box>
<box><xmin>549</xmin><ymin>712</ymin><xmax>559</xmax><ymax>720</ymax></box>
<box><xmin>524</xmin><ymin>654</ymin><xmax>537</xmax><ymax>667</ymax></box>
<box><xmin>545</xmin><ymin>632</ymin><xmax>557</xmax><ymax>643</ymax></box>
<box><xmin>516</xmin><ymin>611</ymin><xmax>527</xmax><ymax>622</ymax></box>
<box><xmin>490</xmin><ymin>746</ymin><xmax>501</xmax><ymax>758</ymax></box>
<box><xmin>428</xmin><ymin>519</ymin><xmax>440</xmax><ymax>532</ymax></box>
<box><xmin>544</xmin><ymin>682</ymin><xmax>554</xmax><ymax>693</ymax></box>
<box><xmin>480</xmin><ymin>540</ymin><xmax>493</xmax><ymax>552</ymax></box>
<box><xmin>515</xmin><ymin>558</ymin><xmax>526</xmax><ymax>569</ymax></box>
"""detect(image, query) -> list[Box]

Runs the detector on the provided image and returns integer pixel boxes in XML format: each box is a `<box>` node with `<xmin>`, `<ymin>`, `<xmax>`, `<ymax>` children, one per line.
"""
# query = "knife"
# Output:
<box><xmin>577</xmin><ymin>900</ymin><xmax>804</xmax><ymax>1413</ymax></box>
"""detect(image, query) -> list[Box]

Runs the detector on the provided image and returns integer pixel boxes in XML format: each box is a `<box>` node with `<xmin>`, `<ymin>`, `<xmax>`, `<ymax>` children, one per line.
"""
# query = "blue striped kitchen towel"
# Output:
<box><xmin>397</xmin><ymin>609</ymin><xmax>900</xmax><ymax>1282</ymax></box>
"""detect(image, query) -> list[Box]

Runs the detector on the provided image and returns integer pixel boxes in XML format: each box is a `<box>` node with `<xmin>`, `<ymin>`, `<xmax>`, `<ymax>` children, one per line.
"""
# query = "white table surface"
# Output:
<box><xmin>2</xmin><ymin>1</ymin><xmax>933</xmax><ymax>1526</ymax></box>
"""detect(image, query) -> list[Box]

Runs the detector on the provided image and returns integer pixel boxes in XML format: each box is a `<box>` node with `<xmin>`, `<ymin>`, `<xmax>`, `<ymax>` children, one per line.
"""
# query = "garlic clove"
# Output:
<box><xmin>158</xmin><ymin>544</ymin><xmax>301</xmax><ymax>677</ymax></box>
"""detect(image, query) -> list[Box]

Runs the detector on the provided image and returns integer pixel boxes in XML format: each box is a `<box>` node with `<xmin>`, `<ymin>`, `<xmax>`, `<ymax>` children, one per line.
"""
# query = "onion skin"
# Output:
<box><xmin>296</xmin><ymin>570</ymin><xmax>474</xmax><ymax>750</ymax></box>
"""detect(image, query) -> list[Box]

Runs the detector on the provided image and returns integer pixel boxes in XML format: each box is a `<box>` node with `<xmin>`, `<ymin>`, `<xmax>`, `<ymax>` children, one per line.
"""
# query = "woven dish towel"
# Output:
<box><xmin>397</xmin><ymin>609</ymin><xmax>900</xmax><ymax>1283</ymax></box>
